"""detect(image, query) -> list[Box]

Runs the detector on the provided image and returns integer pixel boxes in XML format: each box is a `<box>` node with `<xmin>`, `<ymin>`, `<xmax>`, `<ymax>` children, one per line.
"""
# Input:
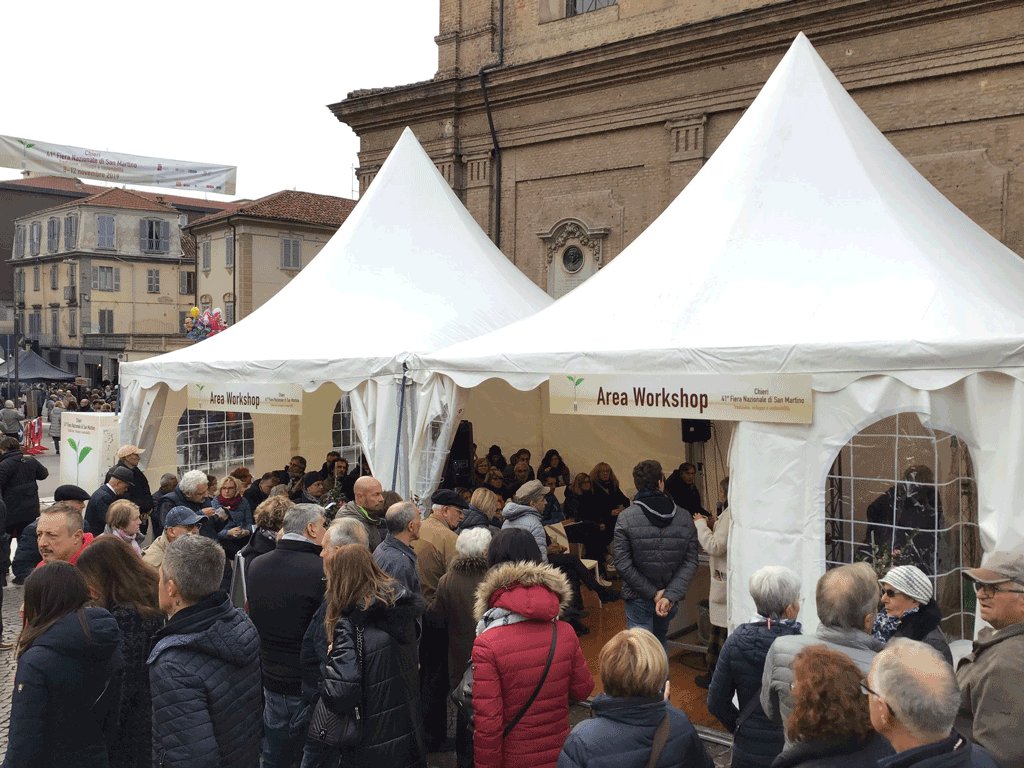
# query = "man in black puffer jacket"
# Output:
<box><xmin>613</xmin><ymin>459</ymin><xmax>699</xmax><ymax>653</ymax></box>
<box><xmin>148</xmin><ymin>535</ymin><xmax>262</xmax><ymax>768</ymax></box>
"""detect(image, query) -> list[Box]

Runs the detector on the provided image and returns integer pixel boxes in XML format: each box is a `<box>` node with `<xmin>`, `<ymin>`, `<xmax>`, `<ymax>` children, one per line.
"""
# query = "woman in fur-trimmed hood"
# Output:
<box><xmin>471</xmin><ymin>528</ymin><xmax>595</xmax><ymax>768</ymax></box>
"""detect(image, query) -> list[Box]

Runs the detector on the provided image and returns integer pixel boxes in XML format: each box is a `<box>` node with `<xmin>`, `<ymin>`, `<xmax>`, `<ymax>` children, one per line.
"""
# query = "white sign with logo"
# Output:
<box><xmin>187</xmin><ymin>383</ymin><xmax>303</xmax><ymax>416</ymax></box>
<box><xmin>549</xmin><ymin>373</ymin><xmax>813</xmax><ymax>424</ymax></box>
<box><xmin>60</xmin><ymin>412</ymin><xmax>120</xmax><ymax>491</ymax></box>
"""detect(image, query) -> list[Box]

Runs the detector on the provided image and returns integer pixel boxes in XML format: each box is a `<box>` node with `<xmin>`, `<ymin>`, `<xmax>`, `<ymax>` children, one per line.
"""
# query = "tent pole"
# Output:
<box><xmin>391</xmin><ymin>362</ymin><xmax>409</xmax><ymax>492</ymax></box>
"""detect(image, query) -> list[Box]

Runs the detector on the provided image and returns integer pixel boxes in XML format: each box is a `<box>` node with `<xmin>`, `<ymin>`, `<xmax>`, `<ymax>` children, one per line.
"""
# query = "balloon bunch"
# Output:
<box><xmin>183</xmin><ymin>306</ymin><xmax>229</xmax><ymax>341</ymax></box>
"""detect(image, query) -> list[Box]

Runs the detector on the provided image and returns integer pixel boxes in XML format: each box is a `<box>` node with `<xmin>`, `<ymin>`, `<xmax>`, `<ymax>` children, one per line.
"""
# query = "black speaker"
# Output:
<box><xmin>443</xmin><ymin>420</ymin><xmax>475</xmax><ymax>489</ymax></box>
<box><xmin>681</xmin><ymin>419</ymin><xmax>711</xmax><ymax>443</ymax></box>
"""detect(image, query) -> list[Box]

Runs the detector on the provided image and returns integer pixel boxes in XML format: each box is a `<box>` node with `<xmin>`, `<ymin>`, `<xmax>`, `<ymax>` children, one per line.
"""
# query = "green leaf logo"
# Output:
<box><xmin>78</xmin><ymin>446</ymin><xmax>92</xmax><ymax>464</ymax></box>
<box><xmin>68</xmin><ymin>438</ymin><xmax>78</xmax><ymax>451</ymax></box>
<box><xmin>17</xmin><ymin>139</ymin><xmax>35</xmax><ymax>150</ymax></box>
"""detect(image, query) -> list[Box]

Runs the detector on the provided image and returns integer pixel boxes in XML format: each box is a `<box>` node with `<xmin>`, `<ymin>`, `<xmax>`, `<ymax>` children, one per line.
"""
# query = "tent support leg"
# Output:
<box><xmin>391</xmin><ymin>363</ymin><xmax>408</xmax><ymax>492</ymax></box>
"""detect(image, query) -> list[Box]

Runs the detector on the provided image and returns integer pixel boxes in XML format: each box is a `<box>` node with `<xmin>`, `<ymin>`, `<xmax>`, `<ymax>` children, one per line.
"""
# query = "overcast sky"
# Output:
<box><xmin>2</xmin><ymin>0</ymin><xmax>441</xmax><ymax>203</ymax></box>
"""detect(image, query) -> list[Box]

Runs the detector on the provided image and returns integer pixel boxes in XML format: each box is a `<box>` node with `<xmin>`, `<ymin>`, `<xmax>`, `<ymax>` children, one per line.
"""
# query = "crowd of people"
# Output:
<box><xmin>0</xmin><ymin>437</ymin><xmax>1019</xmax><ymax>768</ymax></box>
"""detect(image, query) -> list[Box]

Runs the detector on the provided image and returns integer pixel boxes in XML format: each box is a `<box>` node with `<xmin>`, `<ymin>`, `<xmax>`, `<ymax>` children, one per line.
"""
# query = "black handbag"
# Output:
<box><xmin>307</xmin><ymin>625</ymin><xmax>364</xmax><ymax>748</ymax></box>
<box><xmin>450</xmin><ymin>660</ymin><xmax>475</xmax><ymax>727</ymax></box>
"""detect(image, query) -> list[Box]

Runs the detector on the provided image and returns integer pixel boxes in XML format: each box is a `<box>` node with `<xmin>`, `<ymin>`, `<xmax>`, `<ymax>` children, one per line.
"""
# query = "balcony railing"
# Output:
<box><xmin>82</xmin><ymin>333</ymin><xmax>191</xmax><ymax>353</ymax></box>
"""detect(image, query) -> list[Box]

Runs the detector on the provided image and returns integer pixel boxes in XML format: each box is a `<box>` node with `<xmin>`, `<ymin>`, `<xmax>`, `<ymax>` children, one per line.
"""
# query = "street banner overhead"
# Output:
<box><xmin>0</xmin><ymin>135</ymin><xmax>236</xmax><ymax>194</ymax></box>
<box><xmin>549</xmin><ymin>373</ymin><xmax>813</xmax><ymax>424</ymax></box>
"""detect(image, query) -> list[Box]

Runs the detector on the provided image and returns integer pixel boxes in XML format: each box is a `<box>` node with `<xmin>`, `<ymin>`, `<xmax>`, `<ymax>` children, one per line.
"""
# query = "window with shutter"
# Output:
<box><xmin>33</xmin><ymin>267</ymin><xmax>40</xmax><ymax>291</ymax></box>
<box><xmin>92</xmin><ymin>267</ymin><xmax>100</xmax><ymax>290</ymax></box>
<box><xmin>179</xmin><ymin>270</ymin><xmax>196</xmax><ymax>295</ymax></box>
<box><xmin>14</xmin><ymin>227</ymin><xmax>25</xmax><ymax>258</ymax></box>
<box><xmin>51</xmin><ymin>309</ymin><xmax>58</xmax><ymax>337</ymax></box>
<box><xmin>147</xmin><ymin>269</ymin><xmax>160</xmax><ymax>293</ymax></box>
<box><xmin>224</xmin><ymin>301</ymin><xmax>235</xmax><ymax>325</ymax></box>
<box><xmin>47</xmin><ymin>219</ymin><xmax>60</xmax><ymax>252</ymax></box>
<box><xmin>202</xmin><ymin>240</ymin><xmax>211</xmax><ymax>271</ymax></box>
<box><xmin>68</xmin><ymin>263</ymin><xmax>76</xmax><ymax>287</ymax></box>
<box><xmin>225</xmin><ymin>235</ymin><xmax>234</xmax><ymax>268</ymax></box>
<box><xmin>69</xmin><ymin>309</ymin><xmax>77</xmax><ymax>336</ymax></box>
<box><xmin>113</xmin><ymin>267</ymin><xmax>120</xmax><ymax>290</ymax></box>
<box><xmin>160</xmin><ymin>220</ymin><xmax>170</xmax><ymax>252</ymax></box>
<box><xmin>51</xmin><ymin>265</ymin><xmax>58</xmax><ymax>290</ymax></box>
<box><xmin>281</xmin><ymin>236</ymin><xmax>301</xmax><ymax>270</ymax></box>
<box><xmin>97</xmin><ymin>215</ymin><xmax>115</xmax><ymax>249</ymax></box>
<box><xmin>65</xmin><ymin>215</ymin><xmax>78</xmax><ymax>249</ymax></box>
<box><xmin>30</xmin><ymin>222</ymin><xmax>41</xmax><ymax>255</ymax></box>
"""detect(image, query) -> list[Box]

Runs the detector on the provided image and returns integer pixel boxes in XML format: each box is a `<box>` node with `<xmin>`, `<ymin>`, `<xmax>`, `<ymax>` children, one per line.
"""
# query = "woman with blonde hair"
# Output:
<box><xmin>559</xmin><ymin>628</ymin><xmax>713</xmax><ymax>768</ymax></box>
<box><xmin>304</xmin><ymin>544</ymin><xmax>425</xmax><ymax>768</ymax></box>
<box><xmin>458</xmin><ymin>486</ymin><xmax>503</xmax><ymax>532</ymax></box>
<box><xmin>212</xmin><ymin>475</ymin><xmax>253</xmax><ymax>558</ymax></box>
<box><xmin>105</xmin><ymin>498</ymin><xmax>144</xmax><ymax>556</ymax></box>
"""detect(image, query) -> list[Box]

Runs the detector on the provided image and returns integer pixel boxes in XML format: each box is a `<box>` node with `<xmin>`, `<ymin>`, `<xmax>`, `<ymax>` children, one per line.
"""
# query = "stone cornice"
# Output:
<box><xmin>337</xmin><ymin>0</ymin><xmax>1023</xmax><ymax>141</ymax></box>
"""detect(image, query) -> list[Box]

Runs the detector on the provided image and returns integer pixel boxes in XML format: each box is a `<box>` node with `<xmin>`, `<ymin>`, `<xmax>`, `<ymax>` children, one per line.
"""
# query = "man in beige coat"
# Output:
<box><xmin>955</xmin><ymin>550</ymin><xmax>1024</xmax><ymax>768</ymax></box>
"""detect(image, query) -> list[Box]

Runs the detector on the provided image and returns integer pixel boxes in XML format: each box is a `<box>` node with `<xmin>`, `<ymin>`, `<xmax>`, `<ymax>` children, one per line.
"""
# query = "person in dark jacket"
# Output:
<box><xmin>149</xmin><ymin>535</ymin><xmax>262</xmax><ymax>768</ymax></box>
<box><xmin>104</xmin><ymin>445</ymin><xmax>154</xmax><ymax>533</ymax></box>
<box><xmin>373</xmin><ymin>501</ymin><xmax>422</xmax><ymax>598</ymax></box>
<box><xmin>538</xmin><ymin>449</ymin><xmax>572</xmax><ymax>487</ymax></box>
<box><xmin>426</xmin><ymin>526</ymin><xmax>492</xmax><ymax>768</ymax></box>
<box><xmin>563</xmin><ymin>473</ymin><xmax>610</xmax><ymax>572</ymax></box>
<box><xmin>0</xmin><ymin>435</ymin><xmax>48</xmax><ymax>539</ymax></box>
<box><xmin>212</xmin><ymin>475</ymin><xmax>254</xmax><ymax>558</ymax></box>
<box><xmin>76</xmin><ymin>536</ymin><xmax>165</xmax><ymax>768</ymax></box>
<box><xmin>559</xmin><ymin>627</ymin><xmax>713</xmax><ymax>768</ymax></box>
<box><xmin>772</xmin><ymin>645</ymin><xmax>894</xmax><ymax>768</ymax></box>
<box><xmin>149</xmin><ymin>473</ymin><xmax>178</xmax><ymax>537</ymax></box>
<box><xmin>247</xmin><ymin>504</ymin><xmax>326</xmax><ymax>768</ymax></box>
<box><xmin>664</xmin><ymin>462</ymin><xmax>710</xmax><ymax>518</ymax></box>
<box><xmin>238</xmin><ymin>495</ymin><xmax>294</xmax><ymax>576</ymax></box>
<box><xmin>871</xmin><ymin>565</ymin><xmax>952</xmax><ymax>666</ymax></box>
<box><xmin>312</xmin><ymin>543</ymin><xmax>427</xmax><ymax>768</ymax></box>
<box><xmin>243</xmin><ymin>471</ymin><xmax>278</xmax><ymax>515</ymax></box>
<box><xmin>3</xmin><ymin>561</ymin><xmax>123</xmax><ymax>768</ymax></box>
<box><xmin>84</xmin><ymin>465</ymin><xmax>133</xmax><ymax>535</ymax></box>
<box><xmin>456</xmin><ymin>487</ymin><xmax>503</xmax><ymax>534</ymax></box>
<box><xmin>154</xmin><ymin>469</ymin><xmax>222</xmax><ymax>540</ymax></box>
<box><xmin>613</xmin><ymin>459</ymin><xmax>699</xmax><ymax>653</ymax></box>
<box><xmin>707</xmin><ymin>566</ymin><xmax>803</xmax><ymax>768</ymax></box>
<box><xmin>868</xmin><ymin>640</ymin><xmax>997</xmax><ymax>768</ymax></box>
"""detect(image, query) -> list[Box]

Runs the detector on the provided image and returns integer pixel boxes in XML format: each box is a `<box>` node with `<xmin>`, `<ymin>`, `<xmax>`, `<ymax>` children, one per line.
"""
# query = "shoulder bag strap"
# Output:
<box><xmin>734</xmin><ymin>684</ymin><xmax>762</xmax><ymax>731</ymax></box>
<box><xmin>502</xmin><ymin>620</ymin><xmax>558</xmax><ymax>738</ymax></box>
<box><xmin>645</xmin><ymin>713</ymin><xmax>672</xmax><ymax>768</ymax></box>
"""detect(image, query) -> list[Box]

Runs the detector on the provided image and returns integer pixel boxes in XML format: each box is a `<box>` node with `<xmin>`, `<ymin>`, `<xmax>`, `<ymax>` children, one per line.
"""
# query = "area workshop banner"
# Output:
<box><xmin>0</xmin><ymin>135</ymin><xmax>237</xmax><ymax>194</ymax></box>
<box><xmin>549</xmin><ymin>373</ymin><xmax>813</xmax><ymax>424</ymax></box>
<box><xmin>187</xmin><ymin>383</ymin><xmax>303</xmax><ymax>416</ymax></box>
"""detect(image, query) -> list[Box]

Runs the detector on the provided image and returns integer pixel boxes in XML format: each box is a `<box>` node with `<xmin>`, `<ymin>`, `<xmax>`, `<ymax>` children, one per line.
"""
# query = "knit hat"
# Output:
<box><xmin>881</xmin><ymin>565</ymin><xmax>933</xmax><ymax>604</ymax></box>
<box><xmin>302</xmin><ymin>472</ymin><xmax>322</xmax><ymax>489</ymax></box>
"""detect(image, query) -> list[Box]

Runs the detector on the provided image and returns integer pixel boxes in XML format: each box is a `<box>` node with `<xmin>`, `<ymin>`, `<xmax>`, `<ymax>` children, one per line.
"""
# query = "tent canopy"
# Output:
<box><xmin>413</xmin><ymin>33</ymin><xmax>1024</xmax><ymax>394</ymax></box>
<box><xmin>120</xmin><ymin>128</ymin><xmax>552</xmax><ymax>393</ymax></box>
<box><xmin>0</xmin><ymin>349</ymin><xmax>74</xmax><ymax>381</ymax></box>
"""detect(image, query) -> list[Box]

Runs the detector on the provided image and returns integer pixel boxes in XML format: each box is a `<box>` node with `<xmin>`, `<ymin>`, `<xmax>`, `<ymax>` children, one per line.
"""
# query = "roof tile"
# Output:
<box><xmin>188</xmin><ymin>189</ymin><xmax>356</xmax><ymax>229</ymax></box>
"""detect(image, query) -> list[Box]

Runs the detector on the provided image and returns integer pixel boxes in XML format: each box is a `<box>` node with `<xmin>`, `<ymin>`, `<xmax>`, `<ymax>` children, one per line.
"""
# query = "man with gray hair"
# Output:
<box><xmin>761</xmin><ymin>561</ymin><xmax>882</xmax><ymax>726</ymax></box>
<box><xmin>321</xmin><ymin>516</ymin><xmax>369</xmax><ymax>562</ymax></box>
<box><xmin>246</xmin><ymin>503</ymin><xmax>326</xmax><ymax>768</ymax></box>
<box><xmin>155</xmin><ymin>469</ymin><xmax>219</xmax><ymax>539</ymax></box>
<box><xmin>868</xmin><ymin>639</ymin><xmax>997</xmax><ymax>768</ymax></box>
<box><xmin>373</xmin><ymin>501</ymin><xmax>422</xmax><ymax>597</ymax></box>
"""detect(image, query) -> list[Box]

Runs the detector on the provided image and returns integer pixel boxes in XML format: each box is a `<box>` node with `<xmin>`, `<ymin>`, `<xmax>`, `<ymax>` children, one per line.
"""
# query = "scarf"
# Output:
<box><xmin>217</xmin><ymin>493</ymin><xmax>242</xmax><ymax>509</ymax></box>
<box><xmin>872</xmin><ymin>604</ymin><xmax>921</xmax><ymax>643</ymax></box>
<box><xmin>113</xmin><ymin>526</ymin><xmax>143</xmax><ymax>556</ymax></box>
<box><xmin>476</xmin><ymin>606</ymin><xmax>529</xmax><ymax>637</ymax></box>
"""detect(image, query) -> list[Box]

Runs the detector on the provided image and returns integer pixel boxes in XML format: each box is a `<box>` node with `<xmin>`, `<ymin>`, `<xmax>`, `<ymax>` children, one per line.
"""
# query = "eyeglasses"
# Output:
<box><xmin>859</xmin><ymin>681</ymin><xmax>893</xmax><ymax>713</ymax></box>
<box><xmin>881</xmin><ymin>588</ymin><xmax>900</xmax><ymax>599</ymax></box>
<box><xmin>972</xmin><ymin>582</ymin><xmax>1024</xmax><ymax>596</ymax></box>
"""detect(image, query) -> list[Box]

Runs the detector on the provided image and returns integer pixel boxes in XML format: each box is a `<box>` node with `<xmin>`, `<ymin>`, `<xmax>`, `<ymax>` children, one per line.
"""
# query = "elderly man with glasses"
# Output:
<box><xmin>955</xmin><ymin>551</ymin><xmax>1024</xmax><ymax>768</ymax></box>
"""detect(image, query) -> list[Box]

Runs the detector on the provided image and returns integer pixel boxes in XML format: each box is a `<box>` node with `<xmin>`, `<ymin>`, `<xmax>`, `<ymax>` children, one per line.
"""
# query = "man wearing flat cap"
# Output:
<box><xmin>85</xmin><ymin>465</ymin><xmax>133</xmax><ymax>535</ymax></box>
<box><xmin>955</xmin><ymin>550</ymin><xmax>1024</xmax><ymax>768</ymax></box>
<box><xmin>105</xmin><ymin>444</ymin><xmax>154</xmax><ymax>534</ymax></box>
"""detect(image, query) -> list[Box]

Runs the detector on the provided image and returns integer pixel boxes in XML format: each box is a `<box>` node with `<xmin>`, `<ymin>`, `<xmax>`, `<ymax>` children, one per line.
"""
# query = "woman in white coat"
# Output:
<box><xmin>693</xmin><ymin>477</ymin><xmax>730</xmax><ymax>688</ymax></box>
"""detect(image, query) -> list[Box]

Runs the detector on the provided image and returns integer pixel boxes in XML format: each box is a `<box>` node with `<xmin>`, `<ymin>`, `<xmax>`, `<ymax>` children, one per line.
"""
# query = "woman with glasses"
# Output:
<box><xmin>773</xmin><ymin>645</ymin><xmax>893</xmax><ymax>768</ymax></box>
<box><xmin>871</xmin><ymin>565</ymin><xmax>952</xmax><ymax>666</ymax></box>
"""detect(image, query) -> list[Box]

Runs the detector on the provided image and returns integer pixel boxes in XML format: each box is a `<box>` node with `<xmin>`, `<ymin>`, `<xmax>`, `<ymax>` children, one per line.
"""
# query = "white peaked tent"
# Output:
<box><xmin>119</xmin><ymin>128</ymin><xmax>552</xmax><ymax>497</ymax></box>
<box><xmin>413</xmin><ymin>34</ymin><xmax>1024</xmax><ymax>632</ymax></box>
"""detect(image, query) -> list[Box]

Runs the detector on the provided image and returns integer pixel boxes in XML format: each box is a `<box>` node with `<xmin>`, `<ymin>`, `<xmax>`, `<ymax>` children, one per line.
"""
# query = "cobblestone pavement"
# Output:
<box><xmin>0</xmin><ymin>579</ymin><xmax>25</xmax><ymax>762</ymax></box>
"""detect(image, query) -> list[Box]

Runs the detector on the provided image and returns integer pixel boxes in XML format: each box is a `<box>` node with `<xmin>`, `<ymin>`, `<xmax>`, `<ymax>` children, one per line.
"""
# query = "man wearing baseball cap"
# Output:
<box><xmin>142</xmin><ymin>506</ymin><xmax>205</xmax><ymax>569</ymax></box>
<box><xmin>84</xmin><ymin>465</ymin><xmax>134</xmax><ymax>535</ymax></box>
<box><xmin>105</xmin><ymin>444</ymin><xmax>155</xmax><ymax>534</ymax></box>
<box><xmin>955</xmin><ymin>550</ymin><xmax>1024</xmax><ymax>767</ymax></box>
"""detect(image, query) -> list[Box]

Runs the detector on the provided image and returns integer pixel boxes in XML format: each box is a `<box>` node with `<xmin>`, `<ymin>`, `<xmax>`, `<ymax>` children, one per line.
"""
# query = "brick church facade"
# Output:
<box><xmin>334</xmin><ymin>1</ymin><xmax>1024</xmax><ymax>296</ymax></box>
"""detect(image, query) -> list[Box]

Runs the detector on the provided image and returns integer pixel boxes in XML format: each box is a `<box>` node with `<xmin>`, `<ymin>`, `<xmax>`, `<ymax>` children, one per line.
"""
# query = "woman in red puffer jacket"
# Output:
<box><xmin>472</xmin><ymin>528</ymin><xmax>595</xmax><ymax>768</ymax></box>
